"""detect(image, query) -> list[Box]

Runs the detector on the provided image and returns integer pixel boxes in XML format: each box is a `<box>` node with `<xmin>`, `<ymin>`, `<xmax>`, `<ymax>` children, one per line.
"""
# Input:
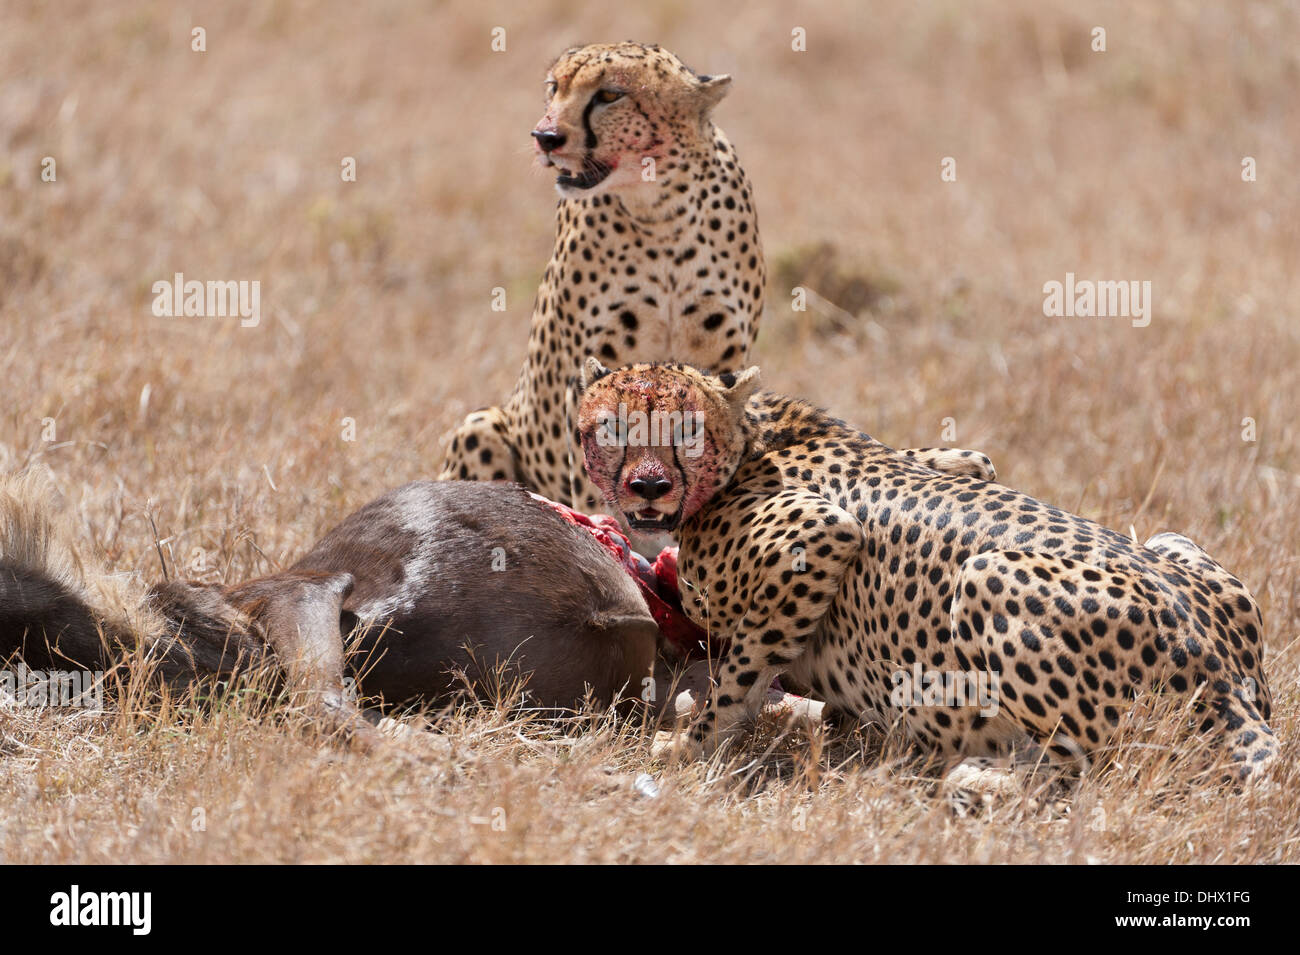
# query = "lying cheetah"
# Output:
<box><xmin>577</xmin><ymin>360</ymin><xmax>1278</xmax><ymax>781</ymax></box>
<box><xmin>438</xmin><ymin>42</ymin><xmax>993</xmax><ymax>507</ymax></box>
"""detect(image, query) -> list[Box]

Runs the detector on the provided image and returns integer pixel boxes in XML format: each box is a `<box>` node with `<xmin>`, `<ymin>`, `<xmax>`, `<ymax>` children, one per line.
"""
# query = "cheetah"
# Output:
<box><xmin>576</xmin><ymin>359</ymin><xmax>1279</xmax><ymax>782</ymax></box>
<box><xmin>438</xmin><ymin>42</ymin><xmax>994</xmax><ymax>508</ymax></box>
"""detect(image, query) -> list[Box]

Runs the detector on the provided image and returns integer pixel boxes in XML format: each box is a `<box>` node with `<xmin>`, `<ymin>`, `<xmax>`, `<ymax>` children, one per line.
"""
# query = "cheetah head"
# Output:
<box><xmin>532</xmin><ymin>42</ymin><xmax>732</xmax><ymax>199</ymax></box>
<box><xmin>578</xmin><ymin>358</ymin><xmax>759</xmax><ymax>532</ymax></box>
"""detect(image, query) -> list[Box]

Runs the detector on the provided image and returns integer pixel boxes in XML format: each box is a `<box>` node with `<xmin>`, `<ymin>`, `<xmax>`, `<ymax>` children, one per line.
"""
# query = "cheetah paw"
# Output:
<box><xmin>941</xmin><ymin>758</ymin><xmax>1021</xmax><ymax>800</ymax></box>
<box><xmin>650</xmin><ymin>729</ymin><xmax>703</xmax><ymax>762</ymax></box>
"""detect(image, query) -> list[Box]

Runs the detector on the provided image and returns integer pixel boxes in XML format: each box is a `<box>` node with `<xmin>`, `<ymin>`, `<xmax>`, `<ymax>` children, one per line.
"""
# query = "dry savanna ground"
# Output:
<box><xmin>1</xmin><ymin>1</ymin><xmax>1298</xmax><ymax>864</ymax></box>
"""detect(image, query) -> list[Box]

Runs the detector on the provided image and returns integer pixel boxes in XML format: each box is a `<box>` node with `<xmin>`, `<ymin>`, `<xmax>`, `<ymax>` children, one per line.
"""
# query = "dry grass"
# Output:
<box><xmin>1</xmin><ymin>0</ymin><xmax>1298</xmax><ymax>863</ymax></box>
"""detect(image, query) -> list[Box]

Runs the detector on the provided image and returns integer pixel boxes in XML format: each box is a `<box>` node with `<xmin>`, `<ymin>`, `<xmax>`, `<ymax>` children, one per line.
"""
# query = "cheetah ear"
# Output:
<box><xmin>694</xmin><ymin>74</ymin><xmax>731</xmax><ymax>112</ymax></box>
<box><xmin>718</xmin><ymin>365</ymin><xmax>760</xmax><ymax>406</ymax></box>
<box><xmin>582</xmin><ymin>356</ymin><xmax>612</xmax><ymax>391</ymax></box>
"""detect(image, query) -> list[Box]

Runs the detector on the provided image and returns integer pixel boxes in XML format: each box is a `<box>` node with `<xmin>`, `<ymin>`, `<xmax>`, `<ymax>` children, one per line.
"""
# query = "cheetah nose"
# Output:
<box><xmin>532</xmin><ymin>130</ymin><xmax>567</xmax><ymax>153</ymax></box>
<box><xmin>628</xmin><ymin>476</ymin><xmax>672</xmax><ymax>501</ymax></box>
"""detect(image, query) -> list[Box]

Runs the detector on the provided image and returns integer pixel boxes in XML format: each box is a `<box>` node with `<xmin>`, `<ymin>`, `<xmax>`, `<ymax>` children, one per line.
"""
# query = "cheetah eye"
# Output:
<box><xmin>594</xmin><ymin>89</ymin><xmax>624</xmax><ymax>105</ymax></box>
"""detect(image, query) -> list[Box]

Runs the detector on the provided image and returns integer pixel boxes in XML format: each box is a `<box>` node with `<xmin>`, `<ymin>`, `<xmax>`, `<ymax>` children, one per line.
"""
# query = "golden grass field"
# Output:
<box><xmin>1</xmin><ymin>0</ymin><xmax>1298</xmax><ymax>863</ymax></box>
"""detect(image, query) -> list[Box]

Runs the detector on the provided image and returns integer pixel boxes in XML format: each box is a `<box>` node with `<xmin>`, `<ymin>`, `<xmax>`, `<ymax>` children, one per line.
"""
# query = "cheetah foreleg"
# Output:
<box><xmin>437</xmin><ymin>406</ymin><xmax>522</xmax><ymax>483</ymax></box>
<box><xmin>685</xmin><ymin>488</ymin><xmax>864</xmax><ymax>756</ymax></box>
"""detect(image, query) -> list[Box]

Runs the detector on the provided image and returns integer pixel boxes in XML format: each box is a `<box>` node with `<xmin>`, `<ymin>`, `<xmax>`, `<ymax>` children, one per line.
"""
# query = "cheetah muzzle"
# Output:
<box><xmin>548</xmin><ymin>155</ymin><xmax>614</xmax><ymax>193</ymax></box>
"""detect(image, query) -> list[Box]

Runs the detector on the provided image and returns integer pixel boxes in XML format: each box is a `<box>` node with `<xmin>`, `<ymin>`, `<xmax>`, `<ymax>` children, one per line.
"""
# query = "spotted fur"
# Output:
<box><xmin>577</xmin><ymin>361</ymin><xmax>1278</xmax><ymax>781</ymax></box>
<box><xmin>439</xmin><ymin>43</ymin><xmax>764</xmax><ymax>508</ymax></box>
<box><xmin>438</xmin><ymin>42</ymin><xmax>994</xmax><ymax>508</ymax></box>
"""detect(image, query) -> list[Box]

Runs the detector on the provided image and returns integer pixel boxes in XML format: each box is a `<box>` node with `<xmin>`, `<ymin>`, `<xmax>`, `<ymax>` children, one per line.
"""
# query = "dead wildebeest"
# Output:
<box><xmin>0</xmin><ymin>473</ymin><xmax>665</xmax><ymax>747</ymax></box>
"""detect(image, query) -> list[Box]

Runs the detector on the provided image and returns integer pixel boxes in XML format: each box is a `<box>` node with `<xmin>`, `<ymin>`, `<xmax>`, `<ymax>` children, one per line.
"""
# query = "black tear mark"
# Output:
<box><xmin>581</xmin><ymin>69</ymin><xmax>607</xmax><ymax>151</ymax></box>
<box><xmin>582</xmin><ymin>94</ymin><xmax>599</xmax><ymax>150</ymax></box>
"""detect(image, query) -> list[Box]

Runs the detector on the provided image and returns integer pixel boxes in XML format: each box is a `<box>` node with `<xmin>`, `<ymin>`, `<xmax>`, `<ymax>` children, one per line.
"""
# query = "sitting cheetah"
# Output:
<box><xmin>576</xmin><ymin>360</ymin><xmax>1278</xmax><ymax>781</ymax></box>
<box><xmin>438</xmin><ymin>42</ymin><xmax>993</xmax><ymax>507</ymax></box>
